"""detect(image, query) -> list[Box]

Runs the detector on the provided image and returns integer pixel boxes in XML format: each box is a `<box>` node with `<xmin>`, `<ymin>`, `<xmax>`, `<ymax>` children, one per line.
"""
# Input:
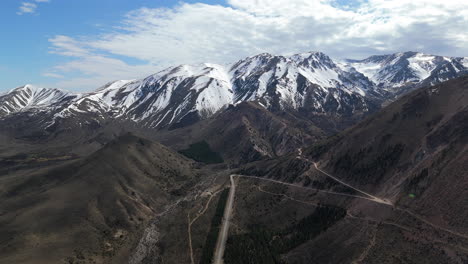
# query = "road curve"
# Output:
<box><xmin>212</xmin><ymin>175</ymin><xmax>236</xmax><ymax>264</ymax></box>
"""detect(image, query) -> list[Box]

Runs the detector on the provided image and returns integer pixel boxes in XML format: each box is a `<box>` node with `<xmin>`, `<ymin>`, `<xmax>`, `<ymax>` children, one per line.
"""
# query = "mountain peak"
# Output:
<box><xmin>0</xmin><ymin>85</ymin><xmax>72</xmax><ymax>115</ymax></box>
<box><xmin>344</xmin><ymin>51</ymin><xmax>467</xmax><ymax>87</ymax></box>
<box><xmin>291</xmin><ymin>51</ymin><xmax>326</xmax><ymax>57</ymax></box>
<box><xmin>250</xmin><ymin>52</ymin><xmax>274</xmax><ymax>58</ymax></box>
<box><xmin>290</xmin><ymin>51</ymin><xmax>334</xmax><ymax>66</ymax></box>
<box><xmin>13</xmin><ymin>84</ymin><xmax>41</xmax><ymax>92</ymax></box>
<box><xmin>95</xmin><ymin>80</ymin><xmax>135</xmax><ymax>93</ymax></box>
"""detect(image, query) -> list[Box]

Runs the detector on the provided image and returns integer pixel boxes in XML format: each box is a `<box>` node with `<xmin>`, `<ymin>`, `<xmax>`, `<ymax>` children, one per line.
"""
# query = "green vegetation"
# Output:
<box><xmin>224</xmin><ymin>204</ymin><xmax>346</xmax><ymax>264</ymax></box>
<box><xmin>199</xmin><ymin>188</ymin><xmax>229</xmax><ymax>264</ymax></box>
<box><xmin>179</xmin><ymin>141</ymin><xmax>224</xmax><ymax>164</ymax></box>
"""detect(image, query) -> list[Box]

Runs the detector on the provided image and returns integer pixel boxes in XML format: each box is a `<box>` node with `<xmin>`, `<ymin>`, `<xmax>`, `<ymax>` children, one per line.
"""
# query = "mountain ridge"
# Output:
<box><xmin>1</xmin><ymin>51</ymin><xmax>467</xmax><ymax>130</ymax></box>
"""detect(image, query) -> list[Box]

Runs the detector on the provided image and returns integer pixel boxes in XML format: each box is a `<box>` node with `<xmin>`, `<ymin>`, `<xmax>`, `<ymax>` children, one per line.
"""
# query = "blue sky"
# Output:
<box><xmin>1</xmin><ymin>0</ymin><xmax>467</xmax><ymax>92</ymax></box>
<box><xmin>0</xmin><ymin>0</ymin><xmax>226</xmax><ymax>91</ymax></box>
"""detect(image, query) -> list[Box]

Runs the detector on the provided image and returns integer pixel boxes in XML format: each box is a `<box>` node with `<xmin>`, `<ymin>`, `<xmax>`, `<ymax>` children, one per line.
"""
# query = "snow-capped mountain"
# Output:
<box><xmin>1</xmin><ymin>51</ymin><xmax>466</xmax><ymax>129</ymax></box>
<box><xmin>0</xmin><ymin>85</ymin><xmax>75</xmax><ymax>115</ymax></box>
<box><xmin>345</xmin><ymin>51</ymin><xmax>467</xmax><ymax>89</ymax></box>
<box><xmin>66</xmin><ymin>52</ymin><xmax>380</xmax><ymax>127</ymax></box>
<box><xmin>230</xmin><ymin>52</ymin><xmax>378</xmax><ymax>109</ymax></box>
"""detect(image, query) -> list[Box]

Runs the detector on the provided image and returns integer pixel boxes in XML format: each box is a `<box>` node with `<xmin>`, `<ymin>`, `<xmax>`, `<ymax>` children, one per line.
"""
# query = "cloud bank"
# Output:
<box><xmin>46</xmin><ymin>0</ymin><xmax>468</xmax><ymax>91</ymax></box>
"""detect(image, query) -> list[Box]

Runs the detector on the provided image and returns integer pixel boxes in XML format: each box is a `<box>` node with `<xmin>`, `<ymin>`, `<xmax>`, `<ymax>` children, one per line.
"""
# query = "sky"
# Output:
<box><xmin>1</xmin><ymin>0</ymin><xmax>468</xmax><ymax>92</ymax></box>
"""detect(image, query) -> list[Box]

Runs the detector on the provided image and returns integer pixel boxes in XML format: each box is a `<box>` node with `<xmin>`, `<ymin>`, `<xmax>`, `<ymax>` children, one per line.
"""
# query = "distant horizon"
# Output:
<box><xmin>1</xmin><ymin>0</ymin><xmax>468</xmax><ymax>91</ymax></box>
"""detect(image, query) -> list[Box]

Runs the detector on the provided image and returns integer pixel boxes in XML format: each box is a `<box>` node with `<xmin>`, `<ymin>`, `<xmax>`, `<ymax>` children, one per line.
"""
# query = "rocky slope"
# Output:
<box><xmin>305</xmin><ymin>75</ymin><xmax>468</xmax><ymax>230</ymax></box>
<box><xmin>0</xmin><ymin>134</ymin><xmax>203</xmax><ymax>264</ymax></box>
<box><xmin>153</xmin><ymin>101</ymin><xmax>325</xmax><ymax>164</ymax></box>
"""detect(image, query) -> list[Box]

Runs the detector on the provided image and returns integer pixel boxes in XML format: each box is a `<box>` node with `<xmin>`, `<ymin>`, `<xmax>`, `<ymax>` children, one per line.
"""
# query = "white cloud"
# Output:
<box><xmin>49</xmin><ymin>35</ymin><xmax>91</xmax><ymax>57</ymax></box>
<box><xmin>51</xmin><ymin>55</ymin><xmax>157</xmax><ymax>90</ymax></box>
<box><xmin>42</xmin><ymin>72</ymin><xmax>64</xmax><ymax>79</ymax></box>
<box><xmin>46</xmin><ymin>0</ymin><xmax>468</xmax><ymax>91</ymax></box>
<box><xmin>17</xmin><ymin>0</ymin><xmax>50</xmax><ymax>15</ymax></box>
<box><xmin>17</xmin><ymin>2</ymin><xmax>37</xmax><ymax>15</ymax></box>
<box><xmin>46</xmin><ymin>35</ymin><xmax>159</xmax><ymax>91</ymax></box>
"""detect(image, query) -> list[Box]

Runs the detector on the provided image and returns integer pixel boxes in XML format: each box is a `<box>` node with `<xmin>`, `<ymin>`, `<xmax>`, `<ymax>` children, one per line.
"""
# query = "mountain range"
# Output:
<box><xmin>1</xmin><ymin>51</ymin><xmax>467</xmax><ymax>130</ymax></box>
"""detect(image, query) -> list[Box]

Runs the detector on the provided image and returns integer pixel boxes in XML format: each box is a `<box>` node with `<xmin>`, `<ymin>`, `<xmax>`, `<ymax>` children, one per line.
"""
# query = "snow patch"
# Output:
<box><xmin>462</xmin><ymin>58</ymin><xmax>468</xmax><ymax>68</ymax></box>
<box><xmin>407</xmin><ymin>53</ymin><xmax>436</xmax><ymax>80</ymax></box>
<box><xmin>347</xmin><ymin>61</ymin><xmax>381</xmax><ymax>83</ymax></box>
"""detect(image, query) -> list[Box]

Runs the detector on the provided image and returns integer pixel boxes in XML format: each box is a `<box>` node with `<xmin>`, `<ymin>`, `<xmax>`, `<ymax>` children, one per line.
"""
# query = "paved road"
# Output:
<box><xmin>212</xmin><ymin>175</ymin><xmax>236</xmax><ymax>264</ymax></box>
